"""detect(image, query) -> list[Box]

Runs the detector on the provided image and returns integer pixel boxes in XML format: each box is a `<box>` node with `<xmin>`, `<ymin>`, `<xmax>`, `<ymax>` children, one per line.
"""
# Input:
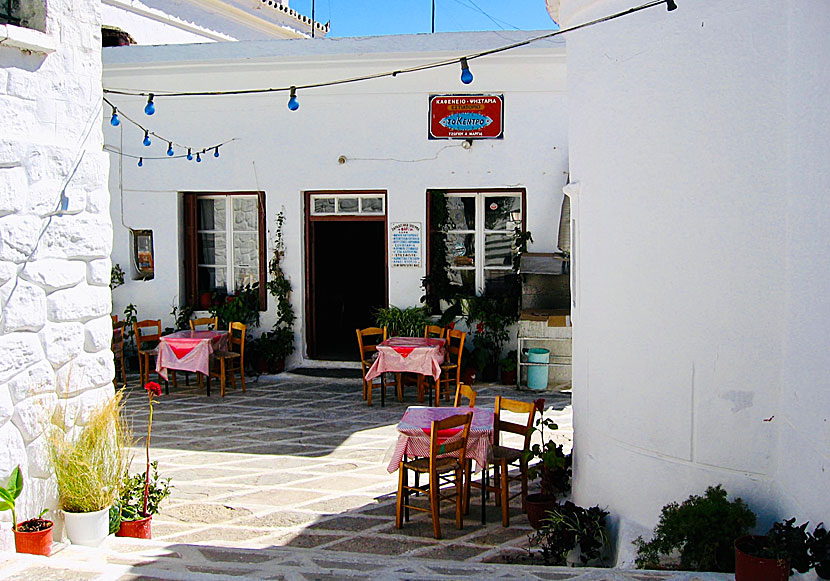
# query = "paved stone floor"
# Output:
<box><xmin>0</xmin><ymin>371</ymin><xmax>731</xmax><ymax>580</ymax></box>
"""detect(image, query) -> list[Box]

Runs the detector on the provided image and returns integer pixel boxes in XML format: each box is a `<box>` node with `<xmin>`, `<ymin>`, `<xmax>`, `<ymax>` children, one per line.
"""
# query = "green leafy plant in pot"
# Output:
<box><xmin>634</xmin><ymin>485</ymin><xmax>756</xmax><ymax>572</ymax></box>
<box><xmin>48</xmin><ymin>390</ymin><xmax>132</xmax><ymax>547</ymax></box>
<box><xmin>1</xmin><ymin>466</ymin><xmax>54</xmax><ymax>556</ymax></box>
<box><xmin>734</xmin><ymin>518</ymin><xmax>830</xmax><ymax>580</ymax></box>
<box><xmin>529</xmin><ymin>501</ymin><xmax>609</xmax><ymax>567</ymax></box>
<box><xmin>373</xmin><ymin>305</ymin><xmax>429</xmax><ymax>337</ymax></box>
<box><xmin>522</xmin><ymin>399</ymin><xmax>572</xmax><ymax>529</ymax></box>
<box><xmin>113</xmin><ymin>382</ymin><xmax>171</xmax><ymax>539</ymax></box>
<box><xmin>500</xmin><ymin>350</ymin><xmax>517</xmax><ymax>385</ymax></box>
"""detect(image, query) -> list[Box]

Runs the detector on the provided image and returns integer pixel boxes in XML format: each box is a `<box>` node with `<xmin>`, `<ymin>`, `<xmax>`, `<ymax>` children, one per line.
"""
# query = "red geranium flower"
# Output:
<box><xmin>447</xmin><ymin>321</ymin><xmax>456</xmax><ymax>330</ymax></box>
<box><xmin>476</xmin><ymin>322</ymin><xmax>484</xmax><ymax>333</ymax></box>
<box><xmin>533</xmin><ymin>398</ymin><xmax>546</xmax><ymax>413</ymax></box>
<box><xmin>144</xmin><ymin>381</ymin><xmax>162</xmax><ymax>396</ymax></box>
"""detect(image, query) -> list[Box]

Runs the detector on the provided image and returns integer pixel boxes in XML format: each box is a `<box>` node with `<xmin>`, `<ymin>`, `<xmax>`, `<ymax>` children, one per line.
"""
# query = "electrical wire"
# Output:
<box><xmin>102</xmin><ymin>0</ymin><xmax>673</xmax><ymax>100</ymax></box>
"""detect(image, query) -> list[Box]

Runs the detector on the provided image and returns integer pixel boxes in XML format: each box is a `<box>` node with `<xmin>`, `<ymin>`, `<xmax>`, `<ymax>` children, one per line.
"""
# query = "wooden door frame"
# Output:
<box><xmin>304</xmin><ymin>190</ymin><xmax>389</xmax><ymax>359</ymax></box>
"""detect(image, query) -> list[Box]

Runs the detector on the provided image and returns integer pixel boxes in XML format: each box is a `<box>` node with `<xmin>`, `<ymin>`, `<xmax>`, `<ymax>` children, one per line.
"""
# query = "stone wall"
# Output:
<box><xmin>0</xmin><ymin>0</ymin><xmax>111</xmax><ymax>549</ymax></box>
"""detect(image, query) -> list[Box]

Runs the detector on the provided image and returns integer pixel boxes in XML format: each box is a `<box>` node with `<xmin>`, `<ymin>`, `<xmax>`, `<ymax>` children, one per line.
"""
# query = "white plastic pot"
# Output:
<box><xmin>63</xmin><ymin>507</ymin><xmax>110</xmax><ymax>547</ymax></box>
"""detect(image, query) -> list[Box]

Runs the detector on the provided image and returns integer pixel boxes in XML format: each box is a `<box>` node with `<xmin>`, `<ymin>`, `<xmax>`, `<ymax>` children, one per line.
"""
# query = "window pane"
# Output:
<box><xmin>234</xmin><ymin>268</ymin><xmax>259</xmax><ymax>293</ymax></box>
<box><xmin>338</xmin><ymin>197</ymin><xmax>359</xmax><ymax>213</ymax></box>
<box><xmin>485</xmin><ymin>196</ymin><xmax>521</xmax><ymax>230</ymax></box>
<box><xmin>484</xmin><ymin>269</ymin><xmax>515</xmax><ymax>293</ymax></box>
<box><xmin>233</xmin><ymin>232</ymin><xmax>258</xmax><ymax>268</ymax></box>
<box><xmin>233</xmin><ymin>197</ymin><xmax>258</xmax><ymax>230</ymax></box>
<box><xmin>198</xmin><ymin>233</ymin><xmax>226</xmax><ymax>265</ymax></box>
<box><xmin>198</xmin><ymin>198</ymin><xmax>225</xmax><ymax>230</ymax></box>
<box><xmin>448</xmin><ymin>268</ymin><xmax>476</xmax><ymax>294</ymax></box>
<box><xmin>198</xmin><ymin>266</ymin><xmax>225</xmax><ymax>293</ymax></box>
<box><xmin>484</xmin><ymin>233</ymin><xmax>513</xmax><ymax>266</ymax></box>
<box><xmin>314</xmin><ymin>198</ymin><xmax>335</xmax><ymax>213</ymax></box>
<box><xmin>361</xmin><ymin>197</ymin><xmax>384</xmax><ymax>213</ymax></box>
<box><xmin>446</xmin><ymin>196</ymin><xmax>475</xmax><ymax>230</ymax></box>
<box><xmin>447</xmin><ymin>233</ymin><xmax>475</xmax><ymax>267</ymax></box>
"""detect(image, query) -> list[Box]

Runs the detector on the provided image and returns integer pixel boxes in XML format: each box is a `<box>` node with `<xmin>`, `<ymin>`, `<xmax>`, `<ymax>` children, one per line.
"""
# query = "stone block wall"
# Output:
<box><xmin>0</xmin><ymin>0</ymin><xmax>111</xmax><ymax>549</ymax></box>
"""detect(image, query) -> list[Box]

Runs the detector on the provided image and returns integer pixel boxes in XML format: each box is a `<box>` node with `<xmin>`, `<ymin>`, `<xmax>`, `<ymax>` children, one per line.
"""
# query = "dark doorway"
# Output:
<box><xmin>307</xmin><ymin>218</ymin><xmax>387</xmax><ymax>360</ymax></box>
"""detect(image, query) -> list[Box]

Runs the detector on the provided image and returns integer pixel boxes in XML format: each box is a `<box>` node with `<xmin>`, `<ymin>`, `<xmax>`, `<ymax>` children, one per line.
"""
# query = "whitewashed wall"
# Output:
<box><xmin>102</xmin><ymin>32</ymin><xmax>569</xmax><ymax>368</ymax></box>
<box><xmin>559</xmin><ymin>0</ymin><xmax>829</xmax><ymax>566</ymax></box>
<box><xmin>0</xmin><ymin>0</ymin><xmax>113</xmax><ymax>549</ymax></box>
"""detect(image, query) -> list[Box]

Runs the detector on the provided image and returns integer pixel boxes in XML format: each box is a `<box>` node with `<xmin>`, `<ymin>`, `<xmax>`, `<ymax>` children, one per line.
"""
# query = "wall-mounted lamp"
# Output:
<box><xmin>461</xmin><ymin>139</ymin><xmax>473</xmax><ymax>149</ymax></box>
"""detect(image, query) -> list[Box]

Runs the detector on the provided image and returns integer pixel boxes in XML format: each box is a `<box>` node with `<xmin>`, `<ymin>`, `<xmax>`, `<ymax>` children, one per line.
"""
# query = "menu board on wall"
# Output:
<box><xmin>391</xmin><ymin>222</ymin><xmax>421</xmax><ymax>267</ymax></box>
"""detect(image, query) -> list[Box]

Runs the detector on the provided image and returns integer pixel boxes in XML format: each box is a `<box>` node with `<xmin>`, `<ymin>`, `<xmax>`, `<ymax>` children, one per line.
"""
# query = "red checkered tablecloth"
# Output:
<box><xmin>386</xmin><ymin>406</ymin><xmax>494</xmax><ymax>473</ymax></box>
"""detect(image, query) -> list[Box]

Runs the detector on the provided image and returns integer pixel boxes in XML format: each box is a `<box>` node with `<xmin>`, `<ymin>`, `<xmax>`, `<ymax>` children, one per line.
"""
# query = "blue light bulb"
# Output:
<box><xmin>110</xmin><ymin>110</ymin><xmax>120</xmax><ymax>126</ymax></box>
<box><xmin>460</xmin><ymin>58</ymin><xmax>473</xmax><ymax>85</ymax></box>
<box><xmin>144</xmin><ymin>94</ymin><xmax>155</xmax><ymax>115</ymax></box>
<box><xmin>143</xmin><ymin>131</ymin><xmax>151</xmax><ymax>147</ymax></box>
<box><xmin>186</xmin><ymin>148</ymin><xmax>193</xmax><ymax>161</ymax></box>
<box><xmin>196</xmin><ymin>152</ymin><xmax>202</xmax><ymax>163</ymax></box>
<box><xmin>137</xmin><ymin>157</ymin><xmax>143</xmax><ymax>167</ymax></box>
<box><xmin>287</xmin><ymin>86</ymin><xmax>299</xmax><ymax>111</ymax></box>
<box><xmin>167</xmin><ymin>142</ymin><xmax>174</xmax><ymax>156</ymax></box>
<box><xmin>213</xmin><ymin>147</ymin><xmax>220</xmax><ymax>158</ymax></box>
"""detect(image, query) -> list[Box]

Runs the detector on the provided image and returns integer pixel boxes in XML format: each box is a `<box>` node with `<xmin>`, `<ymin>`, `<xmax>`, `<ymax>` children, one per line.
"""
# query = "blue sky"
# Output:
<box><xmin>290</xmin><ymin>0</ymin><xmax>557</xmax><ymax>37</ymax></box>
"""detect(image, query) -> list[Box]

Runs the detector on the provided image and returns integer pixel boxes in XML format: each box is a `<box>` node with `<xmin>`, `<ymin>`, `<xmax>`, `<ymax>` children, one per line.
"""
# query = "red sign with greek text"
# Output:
<box><xmin>429</xmin><ymin>94</ymin><xmax>504</xmax><ymax>139</ymax></box>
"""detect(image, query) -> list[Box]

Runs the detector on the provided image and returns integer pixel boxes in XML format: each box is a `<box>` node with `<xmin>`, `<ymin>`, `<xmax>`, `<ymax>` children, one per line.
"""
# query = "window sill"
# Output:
<box><xmin>0</xmin><ymin>24</ymin><xmax>56</xmax><ymax>54</ymax></box>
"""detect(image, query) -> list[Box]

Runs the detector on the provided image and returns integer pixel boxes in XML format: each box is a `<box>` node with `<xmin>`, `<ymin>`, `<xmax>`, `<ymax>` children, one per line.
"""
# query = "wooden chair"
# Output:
<box><xmin>424</xmin><ymin>324</ymin><xmax>446</xmax><ymax>340</ymax></box>
<box><xmin>133</xmin><ymin>319</ymin><xmax>165</xmax><ymax>391</ymax></box>
<box><xmin>467</xmin><ymin>396</ymin><xmax>538</xmax><ymax>527</ymax></box>
<box><xmin>432</xmin><ymin>329</ymin><xmax>465</xmax><ymax>406</ymax></box>
<box><xmin>356</xmin><ymin>326</ymin><xmax>390</xmax><ymax>406</ymax></box>
<box><xmin>190</xmin><ymin>316</ymin><xmax>218</xmax><ymax>331</ymax></box>
<box><xmin>453</xmin><ymin>383</ymin><xmax>477</xmax><ymax>408</ymax></box>
<box><xmin>112</xmin><ymin>321</ymin><xmax>127</xmax><ymax>388</ymax></box>
<box><xmin>209</xmin><ymin>321</ymin><xmax>246</xmax><ymax>397</ymax></box>
<box><xmin>396</xmin><ymin>412</ymin><xmax>472</xmax><ymax>539</ymax></box>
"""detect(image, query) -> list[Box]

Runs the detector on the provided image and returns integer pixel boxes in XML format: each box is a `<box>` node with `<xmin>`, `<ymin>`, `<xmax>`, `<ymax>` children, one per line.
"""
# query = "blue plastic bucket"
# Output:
<box><xmin>527</xmin><ymin>348</ymin><xmax>550</xmax><ymax>391</ymax></box>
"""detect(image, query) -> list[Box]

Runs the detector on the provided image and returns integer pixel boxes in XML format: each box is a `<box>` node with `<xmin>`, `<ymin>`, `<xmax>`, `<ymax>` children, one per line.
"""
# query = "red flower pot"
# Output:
<box><xmin>14</xmin><ymin>519</ymin><xmax>53</xmax><ymax>556</ymax></box>
<box><xmin>116</xmin><ymin>515</ymin><xmax>152</xmax><ymax>539</ymax></box>
<box><xmin>734</xmin><ymin>535</ymin><xmax>789</xmax><ymax>581</ymax></box>
<box><xmin>526</xmin><ymin>493</ymin><xmax>557</xmax><ymax>529</ymax></box>
<box><xmin>461</xmin><ymin>368</ymin><xmax>477</xmax><ymax>385</ymax></box>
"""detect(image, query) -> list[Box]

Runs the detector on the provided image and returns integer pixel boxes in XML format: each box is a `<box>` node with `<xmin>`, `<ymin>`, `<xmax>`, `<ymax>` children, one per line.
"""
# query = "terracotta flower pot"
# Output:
<box><xmin>526</xmin><ymin>493</ymin><xmax>557</xmax><ymax>529</ymax></box>
<box><xmin>461</xmin><ymin>368</ymin><xmax>477</xmax><ymax>385</ymax></box>
<box><xmin>734</xmin><ymin>535</ymin><xmax>789</xmax><ymax>581</ymax></box>
<box><xmin>116</xmin><ymin>514</ymin><xmax>152</xmax><ymax>539</ymax></box>
<box><xmin>14</xmin><ymin>519</ymin><xmax>53</xmax><ymax>556</ymax></box>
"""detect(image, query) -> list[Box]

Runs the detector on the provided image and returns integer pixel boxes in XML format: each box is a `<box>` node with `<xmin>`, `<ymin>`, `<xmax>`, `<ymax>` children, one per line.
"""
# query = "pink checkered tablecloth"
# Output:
<box><xmin>386</xmin><ymin>406</ymin><xmax>494</xmax><ymax>473</ymax></box>
<box><xmin>155</xmin><ymin>330</ymin><xmax>228</xmax><ymax>381</ymax></box>
<box><xmin>365</xmin><ymin>337</ymin><xmax>445</xmax><ymax>382</ymax></box>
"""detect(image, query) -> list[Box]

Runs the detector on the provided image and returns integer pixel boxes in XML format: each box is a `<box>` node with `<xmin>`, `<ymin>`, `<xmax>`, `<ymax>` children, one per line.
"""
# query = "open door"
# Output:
<box><xmin>305</xmin><ymin>191</ymin><xmax>388</xmax><ymax>360</ymax></box>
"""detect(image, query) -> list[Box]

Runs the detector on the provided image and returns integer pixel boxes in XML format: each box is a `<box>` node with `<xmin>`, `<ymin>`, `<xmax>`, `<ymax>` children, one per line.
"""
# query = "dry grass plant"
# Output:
<box><xmin>48</xmin><ymin>390</ymin><xmax>133</xmax><ymax>513</ymax></box>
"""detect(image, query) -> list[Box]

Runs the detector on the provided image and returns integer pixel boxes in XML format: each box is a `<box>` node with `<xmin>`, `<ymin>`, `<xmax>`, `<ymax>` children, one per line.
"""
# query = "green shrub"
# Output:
<box><xmin>530</xmin><ymin>501</ymin><xmax>609</xmax><ymax>566</ymax></box>
<box><xmin>374</xmin><ymin>305</ymin><xmax>429</xmax><ymax>337</ymax></box>
<box><xmin>633</xmin><ymin>485</ymin><xmax>756</xmax><ymax>572</ymax></box>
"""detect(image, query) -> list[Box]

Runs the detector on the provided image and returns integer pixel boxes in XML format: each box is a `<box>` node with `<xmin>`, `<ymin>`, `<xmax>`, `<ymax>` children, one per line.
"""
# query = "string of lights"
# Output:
<box><xmin>103</xmin><ymin>0</ymin><xmax>676</xmax><ymax>111</ymax></box>
<box><xmin>103</xmin><ymin>95</ymin><xmax>236</xmax><ymax>165</ymax></box>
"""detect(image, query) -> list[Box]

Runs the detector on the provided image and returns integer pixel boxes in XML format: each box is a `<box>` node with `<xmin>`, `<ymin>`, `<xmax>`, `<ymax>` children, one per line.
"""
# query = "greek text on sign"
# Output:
<box><xmin>391</xmin><ymin>222</ymin><xmax>422</xmax><ymax>268</ymax></box>
<box><xmin>429</xmin><ymin>94</ymin><xmax>504</xmax><ymax>140</ymax></box>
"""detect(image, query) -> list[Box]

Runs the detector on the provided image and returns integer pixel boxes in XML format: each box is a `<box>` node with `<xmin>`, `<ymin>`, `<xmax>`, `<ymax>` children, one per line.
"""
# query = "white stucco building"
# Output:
<box><xmin>0</xmin><ymin>0</ymin><xmax>113</xmax><ymax>549</ymax></box>
<box><xmin>103</xmin><ymin>31</ymin><xmax>569</xmax><ymax>365</ymax></box>
<box><xmin>102</xmin><ymin>0</ymin><xmax>328</xmax><ymax>45</ymax></box>
<box><xmin>554</xmin><ymin>0</ymin><xmax>829</xmax><ymax>566</ymax></box>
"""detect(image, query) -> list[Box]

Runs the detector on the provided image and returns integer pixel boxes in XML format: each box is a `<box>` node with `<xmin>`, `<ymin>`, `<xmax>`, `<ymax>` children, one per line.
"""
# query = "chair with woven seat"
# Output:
<box><xmin>467</xmin><ymin>396</ymin><xmax>538</xmax><ymax>527</ymax></box>
<box><xmin>190</xmin><ymin>316</ymin><xmax>218</xmax><ymax>331</ymax></box>
<box><xmin>356</xmin><ymin>326</ymin><xmax>391</xmax><ymax>406</ymax></box>
<box><xmin>112</xmin><ymin>321</ymin><xmax>127</xmax><ymax>388</ymax></box>
<box><xmin>396</xmin><ymin>412</ymin><xmax>472</xmax><ymax>539</ymax></box>
<box><xmin>453</xmin><ymin>383</ymin><xmax>478</xmax><ymax>408</ymax></box>
<box><xmin>209</xmin><ymin>321</ymin><xmax>246</xmax><ymax>397</ymax></box>
<box><xmin>432</xmin><ymin>329</ymin><xmax>465</xmax><ymax>406</ymax></box>
<box><xmin>133</xmin><ymin>319</ymin><xmax>164</xmax><ymax>390</ymax></box>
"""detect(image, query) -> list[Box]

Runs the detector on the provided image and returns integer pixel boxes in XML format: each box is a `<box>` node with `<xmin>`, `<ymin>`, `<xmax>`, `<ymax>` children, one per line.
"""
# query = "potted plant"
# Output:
<box><xmin>634</xmin><ymin>485</ymin><xmax>757</xmax><ymax>572</ymax></box>
<box><xmin>529</xmin><ymin>501</ymin><xmax>609</xmax><ymax>567</ymax></box>
<box><xmin>1</xmin><ymin>466</ymin><xmax>54</xmax><ymax>556</ymax></box>
<box><xmin>113</xmin><ymin>382</ymin><xmax>171</xmax><ymax>539</ymax></box>
<box><xmin>734</xmin><ymin>519</ymin><xmax>830</xmax><ymax>580</ymax></box>
<box><xmin>48</xmin><ymin>391</ymin><xmax>132</xmax><ymax>547</ymax></box>
<box><xmin>374</xmin><ymin>305</ymin><xmax>429</xmax><ymax>337</ymax></box>
<box><xmin>500</xmin><ymin>350</ymin><xmax>517</xmax><ymax>385</ymax></box>
<box><xmin>522</xmin><ymin>399</ymin><xmax>572</xmax><ymax>529</ymax></box>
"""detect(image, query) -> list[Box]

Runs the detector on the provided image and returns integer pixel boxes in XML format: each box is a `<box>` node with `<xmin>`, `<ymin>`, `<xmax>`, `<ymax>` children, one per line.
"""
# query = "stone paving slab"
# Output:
<box><xmin>0</xmin><ymin>372</ymin><xmax>731</xmax><ymax>580</ymax></box>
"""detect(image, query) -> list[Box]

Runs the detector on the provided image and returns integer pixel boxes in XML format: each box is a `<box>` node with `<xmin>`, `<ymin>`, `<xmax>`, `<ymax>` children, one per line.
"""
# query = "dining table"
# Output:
<box><xmin>155</xmin><ymin>329</ymin><xmax>229</xmax><ymax>396</ymax></box>
<box><xmin>387</xmin><ymin>405</ymin><xmax>495</xmax><ymax>524</ymax></box>
<box><xmin>364</xmin><ymin>337</ymin><xmax>445</xmax><ymax>406</ymax></box>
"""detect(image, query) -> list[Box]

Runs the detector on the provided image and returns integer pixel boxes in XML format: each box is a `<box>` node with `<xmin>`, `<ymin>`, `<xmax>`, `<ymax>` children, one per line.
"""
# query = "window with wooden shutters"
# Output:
<box><xmin>183</xmin><ymin>192</ymin><xmax>266</xmax><ymax>309</ymax></box>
